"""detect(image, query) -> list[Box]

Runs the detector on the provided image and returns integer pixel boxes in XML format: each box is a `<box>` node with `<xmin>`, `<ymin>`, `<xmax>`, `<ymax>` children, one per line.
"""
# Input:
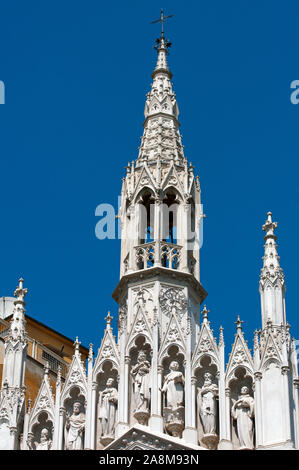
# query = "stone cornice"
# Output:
<box><xmin>112</xmin><ymin>266</ymin><xmax>207</xmax><ymax>304</ymax></box>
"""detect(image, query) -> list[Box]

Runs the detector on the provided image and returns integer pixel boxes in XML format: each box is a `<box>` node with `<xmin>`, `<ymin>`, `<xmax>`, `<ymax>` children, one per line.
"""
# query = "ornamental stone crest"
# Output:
<box><xmin>70</xmin><ymin>365</ymin><xmax>83</xmax><ymax>385</ymax></box>
<box><xmin>231</xmin><ymin>344</ymin><xmax>248</xmax><ymax>368</ymax></box>
<box><xmin>101</xmin><ymin>345</ymin><xmax>114</xmax><ymax>359</ymax></box>
<box><xmin>198</xmin><ymin>333</ymin><xmax>212</xmax><ymax>353</ymax></box>
<box><xmin>37</xmin><ymin>394</ymin><xmax>51</xmax><ymax>411</ymax></box>
<box><xmin>159</xmin><ymin>287</ymin><xmax>187</xmax><ymax>320</ymax></box>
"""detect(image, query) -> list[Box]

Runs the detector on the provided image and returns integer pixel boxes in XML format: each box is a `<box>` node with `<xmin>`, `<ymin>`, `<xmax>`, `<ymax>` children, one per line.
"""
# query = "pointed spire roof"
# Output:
<box><xmin>138</xmin><ymin>15</ymin><xmax>185</xmax><ymax>163</ymax></box>
<box><xmin>260</xmin><ymin>211</ymin><xmax>284</xmax><ymax>283</ymax></box>
<box><xmin>8</xmin><ymin>277</ymin><xmax>28</xmax><ymax>343</ymax></box>
<box><xmin>152</xmin><ymin>35</ymin><xmax>172</xmax><ymax>78</ymax></box>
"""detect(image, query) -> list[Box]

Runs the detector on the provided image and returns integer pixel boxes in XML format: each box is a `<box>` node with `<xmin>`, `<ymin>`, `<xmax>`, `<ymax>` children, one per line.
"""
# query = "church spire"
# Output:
<box><xmin>138</xmin><ymin>12</ymin><xmax>184</xmax><ymax>162</ymax></box>
<box><xmin>259</xmin><ymin>212</ymin><xmax>286</xmax><ymax>328</ymax></box>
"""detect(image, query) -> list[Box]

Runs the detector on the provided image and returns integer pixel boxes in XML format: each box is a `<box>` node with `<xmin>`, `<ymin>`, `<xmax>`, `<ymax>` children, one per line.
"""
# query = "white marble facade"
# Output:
<box><xmin>0</xmin><ymin>32</ymin><xmax>298</xmax><ymax>451</ymax></box>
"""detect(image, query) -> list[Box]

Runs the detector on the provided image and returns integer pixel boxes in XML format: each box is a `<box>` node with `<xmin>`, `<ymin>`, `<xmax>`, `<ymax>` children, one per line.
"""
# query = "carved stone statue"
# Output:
<box><xmin>197</xmin><ymin>372</ymin><xmax>218</xmax><ymax>435</ymax></box>
<box><xmin>65</xmin><ymin>402</ymin><xmax>85</xmax><ymax>450</ymax></box>
<box><xmin>161</xmin><ymin>361</ymin><xmax>184</xmax><ymax>409</ymax></box>
<box><xmin>99</xmin><ymin>378</ymin><xmax>118</xmax><ymax>438</ymax></box>
<box><xmin>28</xmin><ymin>428</ymin><xmax>52</xmax><ymax>450</ymax></box>
<box><xmin>131</xmin><ymin>350</ymin><xmax>151</xmax><ymax>412</ymax></box>
<box><xmin>231</xmin><ymin>386</ymin><xmax>255</xmax><ymax>449</ymax></box>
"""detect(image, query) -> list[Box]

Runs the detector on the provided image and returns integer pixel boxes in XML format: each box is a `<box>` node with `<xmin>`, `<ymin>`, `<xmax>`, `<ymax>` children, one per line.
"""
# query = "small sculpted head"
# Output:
<box><xmin>73</xmin><ymin>402</ymin><xmax>81</xmax><ymax>415</ymax></box>
<box><xmin>169</xmin><ymin>361</ymin><xmax>179</xmax><ymax>371</ymax></box>
<box><xmin>137</xmin><ymin>350</ymin><xmax>147</xmax><ymax>363</ymax></box>
<box><xmin>204</xmin><ymin>372</ymin><xmax>213</xmax><ymax>385</ymax></box>
<box><xmin>40</xmin><ymin>428</ymin><xmax>49</xmax><ymax>443</ymax></box>
<box><xmin>106</xmin><ymin>378</ymin><xmax>114</xmax><ymax>387</ymax></box>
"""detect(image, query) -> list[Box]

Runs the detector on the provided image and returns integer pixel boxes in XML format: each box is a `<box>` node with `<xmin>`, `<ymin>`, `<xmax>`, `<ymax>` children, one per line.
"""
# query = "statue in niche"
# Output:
<box><xmin>197</xmin><ymin>372</ymin><xmax>218</xmax><ymax>435</ymax></box>
<box><xmin>64</xmin><ymin>401</ymin><xmax>85</xmax><ymax>450</ymax></box>
<box><xmin>99</xmin><ymin>378</ymin><xmax>118</xmax><ymax>437</ymax></box>
<box><xmin>131</xmin><ymin>350</ymin><xmax>151</xmax><ymax>413</ymax></box>
<box><xmin>161</xmin><ymin>361</ymin><xmax>184</xmax><ymax>409</ymax></box>
<box><xmin>231</xmin><ymin>386</ymin><xmax>255</xmax><ymax>450</ymax></box>
<box><xmin>28</xmin><ymin>428</ymin><xmax>52</xmax><ymax>450</ymax></box>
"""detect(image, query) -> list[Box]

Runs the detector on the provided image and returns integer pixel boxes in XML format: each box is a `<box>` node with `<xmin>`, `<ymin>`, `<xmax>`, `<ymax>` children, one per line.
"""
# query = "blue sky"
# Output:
<box><xmin>0</xmin><ymin>0</ymin><xmax>299</xmax><ymax>358</ymax></box>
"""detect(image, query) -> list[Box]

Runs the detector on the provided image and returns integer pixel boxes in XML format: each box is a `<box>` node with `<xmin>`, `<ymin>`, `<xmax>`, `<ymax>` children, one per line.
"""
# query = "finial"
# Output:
<box><xmin>44</xmin><ymin>361</ymin><xmax>49</xmax><ymax>377</ymax></box>
<box><xmin>27</xmin><ymin>397</ymin><xmax>32</xmax><ymax>413</ymax></box>
<box><xmin>74</xmin><ymin>336</ymin><xmax>81</xmax><ymax>353</ymax></box>
<box><xmin>56</xmin><ymin>365</ymin><xmax>62</xmax><ymax>385</ymax></box>
<box><xmin>235</xmin><ymin>315</ymin><xmax>244</xmax><ymax>331</ymax></box>
<box><xmin>253</xmin><ymin>330</ymin><xmax>259</xmax><ymax>350</ymax></box>
<box><xmin>262</xmin><ymin>211</ymin><xmax>278</xmax><ymax>239</ymax></box>
<box><xmin>201</xmin><ymin>305</ymin><xmax>210</xmax><ymax>323</ymax></box>
<box><xmin>150</xmin><ymin>9</ymin><xmax>174</xmax><ymax>39</ymax></box>
<box><xmin>105</xmin><ymin>311</ymin><xmax>113</xmax><ymax>329</ymax></box>
<box><xmin>219</xmin><ymin>326</ymin><xmax>224</xmax><ymax>346</ymax></box>
<box><xmin>89</xmin><ymin>343</ymin><xmax>93</xmax><ymax>359</ymax></box>
<box><xmin>14</xmin><ymin>277</ymin><xmax>28</xmax><ymax>303</ymax></box>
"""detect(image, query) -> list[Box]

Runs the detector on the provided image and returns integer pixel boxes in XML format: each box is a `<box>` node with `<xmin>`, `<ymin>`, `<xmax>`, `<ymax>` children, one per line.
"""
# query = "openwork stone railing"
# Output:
<box><xmin>134</xmin><ymin>241</ymin><xmax>182</xmax><ymax>270</ymax></box>
<box><xmin>135</xmin><ymin>242</ymin><xmax>155</xmax><ymax>270</ymax></box>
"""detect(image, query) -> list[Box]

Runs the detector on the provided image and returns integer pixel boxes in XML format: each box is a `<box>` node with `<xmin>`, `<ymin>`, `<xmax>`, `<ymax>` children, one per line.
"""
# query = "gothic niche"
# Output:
<box><xmin>129</xmin><ymin>337</ymin><xmax>151</xmax><ymax>426</ymax></box>
<box><xmin>63</xmin><ymin>386</ymin><xmax>86</xmax><ymax>450</ymax></box>
<box><xmin>27</xmin><ymin>411</ymin><xmax>53</xmax><ymax>450</ymax></box>
<box><xmin>195</xmin><ymin>356</ymin><xmax>219</xmax><ymax>450</ymax></box>
<box><xmin>96</xmin><ymin>361</ymin><xmax>118</xmax><ymax>448</ymax></box>
<box><xmin>161</xmin><ymin>345</ymin><xmax>185</xmax><ymax>438</ymax></box>
<box><xmin>229</xmin><ymin>367</ymin><xmax>255</xmax><ymax>450</ymax></box>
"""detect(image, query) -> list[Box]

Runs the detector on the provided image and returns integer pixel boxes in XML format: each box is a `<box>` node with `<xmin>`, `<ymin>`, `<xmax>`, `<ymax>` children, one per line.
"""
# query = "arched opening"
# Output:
<box><xmin>138</xmin><ymin>191</ymin><xmax>155</xmax><ymax>245</ymax></box>
<box><xmin>162</xmin><ymin>191</ymin><xmax>179</xmax><ymax>244</ymax></box>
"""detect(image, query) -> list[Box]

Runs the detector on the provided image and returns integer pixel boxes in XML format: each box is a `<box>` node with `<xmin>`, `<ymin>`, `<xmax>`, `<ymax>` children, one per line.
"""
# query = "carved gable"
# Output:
<box><xmin>106</xmin><ymin>425</ymin><xmax>203</xmax><ymax>450</ymax></box>
<box><xmin>192</xmin><ymin>322</ymin><xmax>219</xmax><ymax>371</ymax></box>
<box><xmin>61</xmin><ymin>351</ymin><xmax>87</xmax><ymax>402</ymax></box>
<box><xmin>29</xmin><ymin>371</ymin><xmax>55</xmax><ymax>431</ymax></box>
<box><xmin>226</xmin><ymin>331</ymin><xmax>253</xmax><ymax>382</ymax></box>
<box><xmin>93</xmin><ymin>328</ymin><xmax>119</xmax><ymax>377</ymax></box>
<box><xmin>126</xmin><ymin>304</ymin><xmax>152</xmax><ymax>353</ymax></box>
<box><xmin>159</xmin><ymin>313</ymin><xmax>185</xmax><ymax>361</ymax></box>
<box><xmin>260</xmin><ymin>330</ymin><xmax>283</xmax><ymax>370</ymax></box>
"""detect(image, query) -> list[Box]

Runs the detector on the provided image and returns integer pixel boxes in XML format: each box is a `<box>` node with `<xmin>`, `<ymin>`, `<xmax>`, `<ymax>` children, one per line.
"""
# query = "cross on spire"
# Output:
<box><xmin>150</xmin><ymin>9</ymin><xmax>174</xmax><ymax>37</ymax></box>
<box><xmin>235</xmin><ymin>315</ymin><xmax>244</xmax><ymax>331</ymax></box>
<box><xmin>201</xmin><ymin>305</ymin><xmax>210</xmax><ymax>323</ymax></box>
<box><xmin>105</xmin><ymin>311</ymin><xmax>113</xmax><ymax>329</ymax></box>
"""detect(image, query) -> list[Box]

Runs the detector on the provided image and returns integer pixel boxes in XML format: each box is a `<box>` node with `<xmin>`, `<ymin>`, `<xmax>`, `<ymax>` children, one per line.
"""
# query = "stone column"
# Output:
<box><xmin>58</xmin><ymin>407</ymin><xmax>65</xmax><ymax>450</ymax></box>
<box><xmin>254</xmin><ymin>372</ymin><xmax>262</xmax><ymax>448</ymax></box>
<box><xmin>294</xmin><ymin>380</ymin><xmax>299</xmax><ymax>449</ymax></box>
<box><xmin>281</xmin><ymin>366</ymin><xmax>292</xmax><ymax>446</ymax></box>
<box><xmin>225</xmin><ymin>388</ymin><xmax>232</xmax><ymax>444</ymax></box>
<box><xmin>10</xmin><ymin>426</ymin><xmax>18</xmax><ymax>450</ymax></box>
<box><xmin>179</xmin><ymin>204</ymin><xmax>189</xmax><ymax>273</ymax></box>
<box><xmin>218</xmin><ymin>336</ymin><xmax>231</xmax><ymax>449</ymax></box>
<box><xmin>84</xmin><ymin>346</ymin><xmax>93</xmax><ymax>449</ymax></box>
<box><xmin>182</xmin><ymin>339</ymin><xmax>198</xmax><ymax>445</ymax></box>
<box><xmin>149</xmin><ymin>316</ymin><xmax>163</xmax><ymax>432</ymax></box>
<box><xmin>90</xmin><ymin>381</ymin><xmax>98</xmax><ymax>449</ymax></box>
<box><xmin>191</xmin><ymin>376</ymin><xmax>197</xmax><ymax>429</ymax></box>
<box><xmin>124</xmin><ymin>356</ymin><xmax>130</xmax><ymax>424</ymax></box>
<box><xmin>157</xmin><ymin>365</ymin><xmax>163</xmax><ymax>416</ymax></box>
<box><xmin>154</xmin><ymin>199</ymin><xmax>162</xmax><ymax>267</ymax></box>
<box><xmin>115</xmin><ymin>328</ymin><xmax>129</xmax><ymax>438</ymax></box>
